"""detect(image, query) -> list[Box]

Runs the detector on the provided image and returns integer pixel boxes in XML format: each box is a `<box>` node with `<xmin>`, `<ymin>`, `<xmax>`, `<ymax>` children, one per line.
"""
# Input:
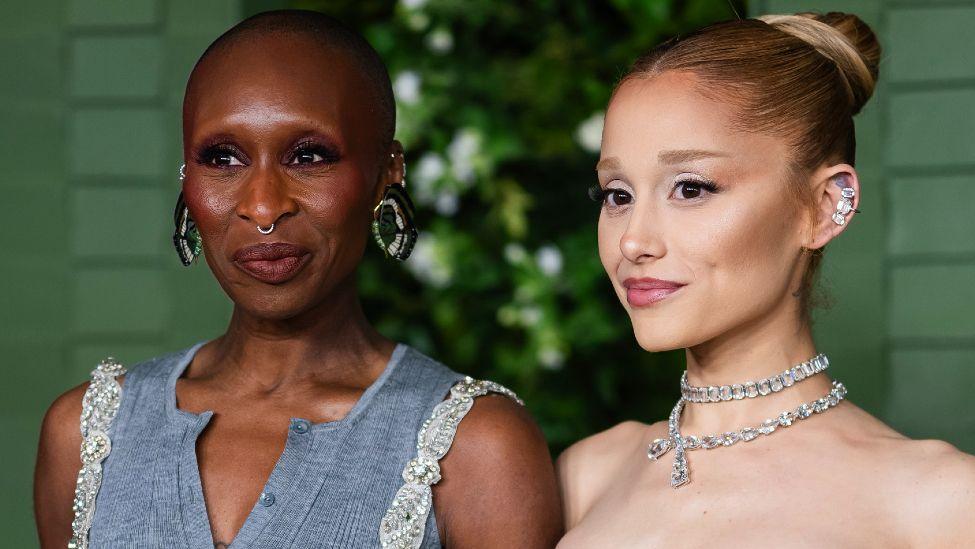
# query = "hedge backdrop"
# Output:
<box><xmin>288</xmin><ymin>0</ymin><xmax>745</xmax><ymax>451</ymax></box>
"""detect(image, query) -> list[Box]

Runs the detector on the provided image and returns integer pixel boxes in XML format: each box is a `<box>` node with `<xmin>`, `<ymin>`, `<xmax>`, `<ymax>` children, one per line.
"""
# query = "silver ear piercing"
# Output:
<box><xmin>391</xmin><ymin>151</ymin><xmax>407</xmax><ymax>182</ymax></box>
<box><xmin>179</xmin><ymin>164</ymin><xmax>186</xmax><ymax>181</ymax></box>
<box><xmin>832</xmin><ymin>186</ymin><xmax>859</xmax><ymax>226</ymax></box>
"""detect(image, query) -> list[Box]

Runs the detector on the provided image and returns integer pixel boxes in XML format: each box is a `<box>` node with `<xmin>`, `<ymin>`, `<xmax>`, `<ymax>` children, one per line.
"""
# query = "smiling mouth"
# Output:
<box><xmin>622</xmin><ymin>278</ymin><xmax>686</xmax><ymax>307</ymax></box>
<box><xmin>232</xmin><ymin>243</ymin><xmax>312</xmax><ymax>285</ymax></box>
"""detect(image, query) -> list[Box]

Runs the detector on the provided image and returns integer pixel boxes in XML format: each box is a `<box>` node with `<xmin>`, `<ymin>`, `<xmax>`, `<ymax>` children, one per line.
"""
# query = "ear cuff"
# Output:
<box><xmin>831</xmin><ymin>186</ymin><xmax>859</xmax><ymax>226</ymax></box>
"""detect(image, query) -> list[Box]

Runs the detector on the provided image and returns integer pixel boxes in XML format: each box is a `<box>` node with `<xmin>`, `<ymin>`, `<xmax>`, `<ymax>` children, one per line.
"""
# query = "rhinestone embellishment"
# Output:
<box><xmin>680</xmin><ymin>354</ymin><xmax>828</xmax><ymax>403</ymax></box>
<box><xmin>832</xmin><ymin>186</ymin><xmax>856</xmax><ymax>225</ymax></box>
<box><xmin>69</xmin><ymin>357</ymin><xmax>126</xmax><ymax>549</ymax></box>
<box><xmin>650</xmin><ymin>379</ymin><xmax>847</xmax><ymax>489</ymax></box>
<box><xmin>379</xmin><ymin>377</ymin><xmax>522</xmax><ymax>548</ymax></box>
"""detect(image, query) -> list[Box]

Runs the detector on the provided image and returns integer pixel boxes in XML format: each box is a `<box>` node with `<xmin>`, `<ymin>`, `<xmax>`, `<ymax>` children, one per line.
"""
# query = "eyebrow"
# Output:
<box><xmin>595</xmin><ymin>157</ymin><xmax>622</xmax><ymax>172</ymax></box>
<box><xmin>658</xmin><ymin>149</ymin><xmax>730</xmax><ymax>164</ymax></box>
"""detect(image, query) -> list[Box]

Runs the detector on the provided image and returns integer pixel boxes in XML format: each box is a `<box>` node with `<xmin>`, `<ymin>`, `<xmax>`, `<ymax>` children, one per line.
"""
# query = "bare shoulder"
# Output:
<box><xmin>837</xmin><ymin>403</ymin><xmax>975</xmax><ymax>546</ymax></box>
<box><xmin>36</xmin><ymin>371</ymin><xmax>127</xmax><ymax>547</ymax></box>
<box><xmin>886</xmin><ymin>437</ymin><xmax>975</xmax><ymax>547</ymax></box>
<box><xmin>435</xmin><ymin>393</ymin><xmax>562</xmax><ymax>548</ymax></box>
<box><xmin>447</xmin><ymin>391</ymin><xmax>542</xmax><ymax>453</ymax></box>
<box><xmin>557</xmin><ymin>420</ymin><xmax>660</xmax><ymax>528</ymax></box>
<box><xmin>559</xmin><ymin>420</ymin><xmax>656</xmax><ymax>473</ymax></box>
<box><xmin>438</xmin><ymin>391</ymin><xmax>548</xmax><ymax>469</ymax></box>
<box><xmin>34</xmin><ymin>381</ymin><xmax>90</xmax><ymax>547</ymax></box>
<box><xmin>38</xmin><ymin>381</ymin><xmax>91</xmax><ymax>462</ymax></box>
<box><xmin>39</xmin><ymin>373</ymin><xmax>127</xmax><ymax>449</ymax></box>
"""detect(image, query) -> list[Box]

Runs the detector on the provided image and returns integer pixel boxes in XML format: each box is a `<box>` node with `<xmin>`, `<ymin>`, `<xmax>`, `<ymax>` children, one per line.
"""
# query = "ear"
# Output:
<box><xmin>375</xmin><ymin>140</ymin><xmax>405</xmax><ymax>204</ymax></box>
<box><xmin>804</xmin><ymin>163</ymin><xmax>860</xmax><ymax>250</ymax></box>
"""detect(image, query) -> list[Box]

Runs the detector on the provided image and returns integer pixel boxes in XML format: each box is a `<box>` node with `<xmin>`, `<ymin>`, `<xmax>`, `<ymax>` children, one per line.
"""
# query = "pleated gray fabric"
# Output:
<box><xmin>87</xmin><ymin>342</ymin><xmax>463</xmax><ymax>548</ymax></box>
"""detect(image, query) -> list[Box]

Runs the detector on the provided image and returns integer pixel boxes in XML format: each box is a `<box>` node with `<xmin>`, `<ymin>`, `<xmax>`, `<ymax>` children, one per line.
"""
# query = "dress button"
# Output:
<box><xmin>259</xmin><ymin>491</ymin><xmax>275</xmax><ymax>507</ymax></box>
<box><xmin>291</xmin><ymin>419</ymin><xmax>310</xmax><ymax>434</ymax></box>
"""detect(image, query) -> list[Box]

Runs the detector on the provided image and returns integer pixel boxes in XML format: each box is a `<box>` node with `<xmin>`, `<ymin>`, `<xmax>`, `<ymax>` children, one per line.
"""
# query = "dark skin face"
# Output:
<box><xmin>178</xmin><ymin>32</ymin><xmax>409</xmax><ymax>544</ymax></box>
<box><xmin>182</xmin><ymin>33</ymin><xmax>401</xmax><ymax>321</ymax></box>
<box><xmin>34</xmin><ymin>31</ymin><xmax>561</xmax><ymax>549</ymax></box>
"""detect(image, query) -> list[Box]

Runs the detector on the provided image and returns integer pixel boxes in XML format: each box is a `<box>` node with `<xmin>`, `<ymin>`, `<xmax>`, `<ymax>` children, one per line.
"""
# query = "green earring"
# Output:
<box><xmin>372</xmin><ymin>181</ymin><xmax>418</xmax><ymax>261</ymax></box>
<box><xmin>173</xmin><ymin>164</ymin><xmax>202</xmax><ymax>266</ymax></box>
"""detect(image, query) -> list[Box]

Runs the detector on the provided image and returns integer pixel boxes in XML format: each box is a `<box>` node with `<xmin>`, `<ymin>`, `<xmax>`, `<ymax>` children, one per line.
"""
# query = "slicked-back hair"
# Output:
<box><xmin>618</xmin><ymin>12</ymin><xmax>881</xmax><ymax>319</ymax></box>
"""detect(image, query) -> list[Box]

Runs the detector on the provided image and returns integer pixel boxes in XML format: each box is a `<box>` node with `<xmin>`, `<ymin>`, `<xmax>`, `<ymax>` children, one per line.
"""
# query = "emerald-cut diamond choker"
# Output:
<box><xmin>649</xmin><ymin>354</ymin><xmax>847</xmax><ymax>489</ymax></box>
<box><xmin>680</xmin><ymin>353</ymin><xmax>829</xmax><ymax>403</ymax></box>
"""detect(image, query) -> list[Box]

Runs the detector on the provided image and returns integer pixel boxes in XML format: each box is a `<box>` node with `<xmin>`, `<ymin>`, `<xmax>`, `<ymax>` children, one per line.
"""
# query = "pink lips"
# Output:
<box><xmin>622</xmin><ymin>277</ymin><xmax>686</xmax><ymax>307</ymax></box>
<box><xmin>232</xmin><ymin>242</ymin><xmax>311</xmax><ymax>284</ymax></box>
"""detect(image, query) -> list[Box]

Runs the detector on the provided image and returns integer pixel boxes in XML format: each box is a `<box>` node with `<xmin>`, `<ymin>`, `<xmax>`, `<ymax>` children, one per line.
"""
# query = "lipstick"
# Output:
<box><xmin>232</xmin><ymin>242</ymin><xmax>311</xmax><ymax>284</ymax></box>
<box><xmin>622</xmin><ymin>277</ymin><xmax>686</xmax><ymax>307</ymax></box>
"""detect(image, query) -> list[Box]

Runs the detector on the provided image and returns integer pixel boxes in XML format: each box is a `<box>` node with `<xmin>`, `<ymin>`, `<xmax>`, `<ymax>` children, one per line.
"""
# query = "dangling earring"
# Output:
<box><xmin>172</xmin><ymin>164</ymin><xmax>202</xmax><ymax>266</ymax></box>
<box><xmin>371</xmin><ymin>154</ymin><xmax>418</xmax><ymax>261</ymax></box>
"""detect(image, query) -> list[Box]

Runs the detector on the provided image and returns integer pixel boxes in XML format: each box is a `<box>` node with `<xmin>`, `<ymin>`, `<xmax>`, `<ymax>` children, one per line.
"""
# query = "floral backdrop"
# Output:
<box><xmin>295</xmin><ymin>0</ymin><xmax>744</xmax><ymax>451</ymax></box>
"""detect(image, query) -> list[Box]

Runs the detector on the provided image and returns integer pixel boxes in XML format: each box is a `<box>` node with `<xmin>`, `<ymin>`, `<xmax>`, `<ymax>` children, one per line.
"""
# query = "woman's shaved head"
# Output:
<box><xmin>177</xmin><ymin>10</ymin><xmax>406</xmax><ymax>320</ymax></box>
<box><xmin>184</xmin><ymin>9</ymin><xmax>395</xmax><ymax>148</ymax></box>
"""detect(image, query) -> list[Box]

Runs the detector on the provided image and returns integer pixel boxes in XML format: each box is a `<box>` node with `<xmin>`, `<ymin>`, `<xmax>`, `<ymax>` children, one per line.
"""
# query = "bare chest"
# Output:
<box><xmin>195</xmin><ymin>414</ymin><xmax>295</xmax><ymax>544</ymax></box>
<box><xmin>562</xmin><ymin>449</ymin><xmax>909</xmax><ymax>549</ymax></box>
<box><xmin>176</xmin><ymin>379</ymin><xmax>369</xmax><ymax>542</ymax></box>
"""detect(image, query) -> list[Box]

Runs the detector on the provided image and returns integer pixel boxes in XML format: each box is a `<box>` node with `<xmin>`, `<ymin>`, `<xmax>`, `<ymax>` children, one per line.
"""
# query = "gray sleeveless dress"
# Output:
<box><xmin>74</xmin><ymin>341</ymin><xmax>511</xmax><ymax>548</ymax></box>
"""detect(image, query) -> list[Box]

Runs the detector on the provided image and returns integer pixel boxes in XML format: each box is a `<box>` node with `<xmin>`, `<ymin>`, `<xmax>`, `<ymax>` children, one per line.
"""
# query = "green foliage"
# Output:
<box><xmin>296</xmin><ymin>0</ymin><xmax>743</xmax><ymax>452</ymax></box>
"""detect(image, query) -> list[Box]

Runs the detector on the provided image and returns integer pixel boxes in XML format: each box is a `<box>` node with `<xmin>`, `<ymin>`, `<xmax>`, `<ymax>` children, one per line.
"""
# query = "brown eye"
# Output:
<box><xmin>673</xmin><ymin>179</ymin><xmax>719</xmax><ymax>200</ymax></box>
<box><xmin>678</xmin><ymin>182</ymin><xmax>703</xmax><ymax>199</ymax></box>
<box><xmin>606</xmin><ymin>189</ymin><xmax>633</xmax><ymax>207</ymax></box>
<box><xmin>292</xmin><ymin>151</ymin><xmax>322</xmax><ymax>164</ymax></box>
<box><xmin>198</xmin><ymin>144</ymin><xmax>245</xmax><ymax>167</ymax></box>
<box><xmin>288</xmin><ymin>143</ymin><xmax>340</xmax><ymax>166</ymax></box>
<box><xmin>211</xmin><ymin>153</ymin><xmax>242</xmax><ymax>167</ymax></box>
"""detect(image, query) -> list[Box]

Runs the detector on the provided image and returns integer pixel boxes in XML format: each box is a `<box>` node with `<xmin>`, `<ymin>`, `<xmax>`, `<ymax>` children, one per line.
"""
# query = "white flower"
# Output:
<box><xmin>434</xmin><ymin>192</ymin><xmax>459</xmax><ymax>216</ymax></box>
<box><xmin>538</xmin><ymin>347</ymin><xmax>565</xmax><ymax>370</ymax></box>
<box><xmin>575</xmin><ymin>111</ymin><xmax>605</xmax><ymax>154</ymax></box>
<box><xmin>405</xmin><ymin>233</ymin><xmax>452</xmax><ymax>287</ymax></box>
<box><xmin>503</xmin><ymin>243</ymin><xmax>528</xmax><ymax>264</ymax></box>
<box><xmin>414</xmin><ymin>152</ymin><xmax>445</xmax><ymax>184</ymax></box>
<box><xmin>447</xmin><ymin>128</ymin><xmax>480</xmax><ymax>185</ymax></box>
<box><xmin>412</xmin><ymin>152</ymin><xmax>445</xmax><ymax>205</ymax></box>
<box><xmin>400</xmin><ymin>0</ymin><xmax>428</xmax><ymax>9</ymax></box>
<box><xmin>520</xmin><ymin>306</ymin><xmax>542</xmax><ymax>326</ymax></box>
<box><xmin>536</xmin><ymin>245</ymin><xmax>563</xmax><ymax>277</ymax></box>
<box><xmin>426</xmin><ymin>27</ymin><xmax>454</xmax><ymax>54</ymax></box>
<box><xmin>393</xmin><ymin>71</ymin><xmax>422</xmax><ymax>106</ymax></box>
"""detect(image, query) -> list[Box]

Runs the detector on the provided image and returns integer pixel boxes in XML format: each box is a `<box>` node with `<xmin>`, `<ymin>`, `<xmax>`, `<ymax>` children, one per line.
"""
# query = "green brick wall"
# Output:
<box><xmin>0</xmin><ymin>1</ymin><xmax>240</xmax><ymax>545</ymax></box>
<box><xmin>757</xmin><ymin>0</ymin><xmax>975</xmax><ymax>451</ymax></box>
<box><xmin>879</xmin><ymin>1</ymin><xmax>975</xmax><ymax>450</ymax></box>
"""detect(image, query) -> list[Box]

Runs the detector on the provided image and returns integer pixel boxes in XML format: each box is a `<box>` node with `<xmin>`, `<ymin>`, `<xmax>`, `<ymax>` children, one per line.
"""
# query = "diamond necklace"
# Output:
<box><xmin>680</xmin><ymin>353</ymin><xmax>829</xmax><ymax>403</ymax></box>
<box><xmin>649</xmin><ymin>358</ymin><xmax>847</xmax><ymax>489</ymax></box>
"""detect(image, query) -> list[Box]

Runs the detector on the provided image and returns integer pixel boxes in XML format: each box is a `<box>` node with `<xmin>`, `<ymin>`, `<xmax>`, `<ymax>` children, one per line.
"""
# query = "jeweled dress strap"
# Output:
<box><xmin>68</xmin><ymin>357</ymin><xmax>126</xmax><ymax>549</ymax></box>
<box><xmin>378</xmin><ymin>376</ymin><xmax>524</xmax><ymax>549</ymax></box>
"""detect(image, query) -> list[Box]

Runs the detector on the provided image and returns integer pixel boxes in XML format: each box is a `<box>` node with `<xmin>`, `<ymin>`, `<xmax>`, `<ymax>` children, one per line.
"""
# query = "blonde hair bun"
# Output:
<box><xmin>759</xmin><ymin>12</ymin><xmax>881</xmax><ymax>115</ymax></box>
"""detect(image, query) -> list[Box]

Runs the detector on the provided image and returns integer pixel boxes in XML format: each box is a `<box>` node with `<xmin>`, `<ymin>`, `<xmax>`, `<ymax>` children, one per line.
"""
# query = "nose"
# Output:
<box><xmin>619</xmin><ymin>203</ymin><xmax>665</xmax><ymax>264</ymax></box>
<box><xmin>235</xmin><ymin>165</ymin><xmax>299</xmax><ymax>230</ymax></box>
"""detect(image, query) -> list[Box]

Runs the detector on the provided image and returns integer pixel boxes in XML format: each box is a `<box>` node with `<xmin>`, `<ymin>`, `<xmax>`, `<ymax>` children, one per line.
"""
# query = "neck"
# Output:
<box><xmin>200</xmin><ymin>275</ymin><xmax>394</xmax><ymax>390</ymax></box>
<box><xmin>678</xmin><ymin>300</ymin><xmax>833</xmax><ymax>435</ymax></box>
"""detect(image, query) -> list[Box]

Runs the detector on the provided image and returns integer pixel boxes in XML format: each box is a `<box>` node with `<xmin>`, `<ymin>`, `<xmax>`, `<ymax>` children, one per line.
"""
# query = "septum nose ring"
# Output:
<box><xmin>257</xmin><ymin>223</ymin><xmax>275</xmax><ymax>235</ymax></box>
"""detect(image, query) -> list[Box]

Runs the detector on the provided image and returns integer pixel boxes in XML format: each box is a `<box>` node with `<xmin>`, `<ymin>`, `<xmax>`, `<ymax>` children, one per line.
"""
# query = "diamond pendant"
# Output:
<box><xmin>670</xmin><ymin>443</ymin><xmax>690</xmax><ymax>488</ymax></box>
<box><xmin>647</xmin><ymin>438</ymin><xmax>672</xmax><ymax>461</ymax></box>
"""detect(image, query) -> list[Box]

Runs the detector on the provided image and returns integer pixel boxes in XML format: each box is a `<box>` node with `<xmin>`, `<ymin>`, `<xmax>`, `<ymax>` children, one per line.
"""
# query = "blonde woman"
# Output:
<box><xmin>558</xmin><ymin>12</ymin><xmax>975</xmax><ymax>547</ymax></box>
